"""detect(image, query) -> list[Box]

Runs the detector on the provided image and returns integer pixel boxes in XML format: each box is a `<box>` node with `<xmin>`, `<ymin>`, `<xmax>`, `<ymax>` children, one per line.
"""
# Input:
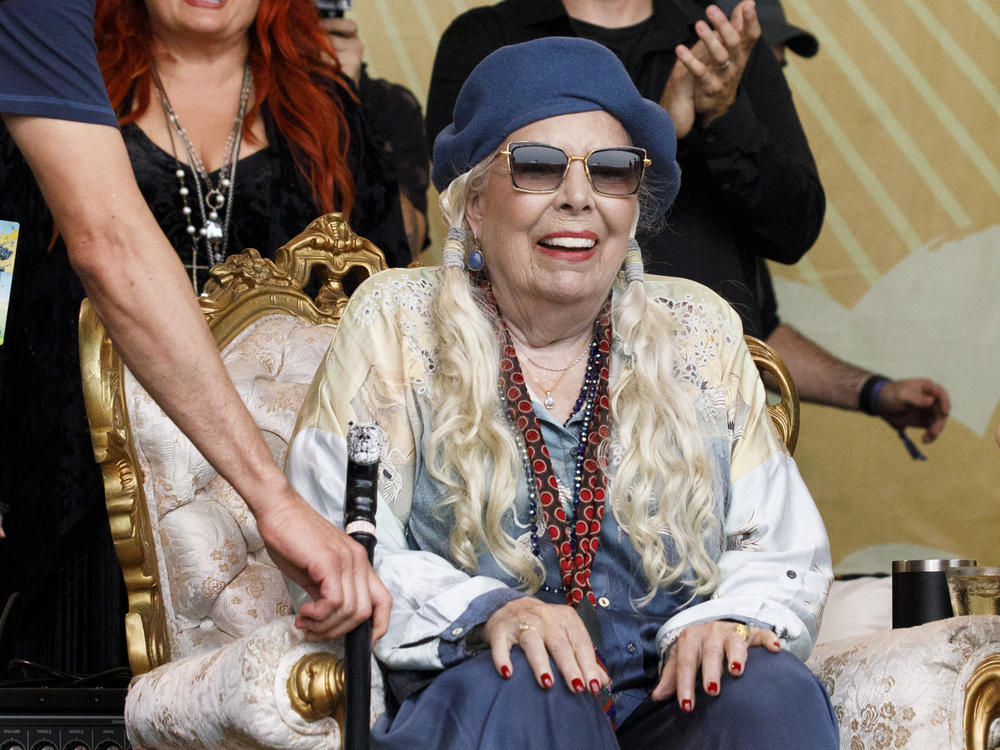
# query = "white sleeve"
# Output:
<box><xmin>656</xmin><ymin>450</ymin><xmax>832</xmax><ymax>661</ymax></box>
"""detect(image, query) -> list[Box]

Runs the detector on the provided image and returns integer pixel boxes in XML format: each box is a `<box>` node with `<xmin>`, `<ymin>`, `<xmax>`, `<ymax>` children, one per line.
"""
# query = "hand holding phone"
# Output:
<box><xmin>317</xmin><ymin>1</ymin><xmax>362</xmax><ymax>85</ymax></box>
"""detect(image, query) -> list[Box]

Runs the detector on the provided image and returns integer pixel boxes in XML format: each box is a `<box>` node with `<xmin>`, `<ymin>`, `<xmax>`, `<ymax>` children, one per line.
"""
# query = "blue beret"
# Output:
<box><xmin>431</xmin><ymin>37</ymin><xmax>680</xmax><ymax>214</ymax></box>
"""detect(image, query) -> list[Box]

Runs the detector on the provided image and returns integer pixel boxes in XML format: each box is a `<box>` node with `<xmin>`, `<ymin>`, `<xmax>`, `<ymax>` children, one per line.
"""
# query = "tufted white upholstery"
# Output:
<box><xmin>126</xmin><ymin>314</ymin><xmax>334</xmax><ymax>659</ymax></box>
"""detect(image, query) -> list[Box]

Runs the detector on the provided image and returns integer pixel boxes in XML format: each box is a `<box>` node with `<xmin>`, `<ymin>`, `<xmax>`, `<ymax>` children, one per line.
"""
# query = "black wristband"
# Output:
<box><xmin>859</xmin><ymin>375</ymin><xmax>890</xmax><ymax>416</ymax></box>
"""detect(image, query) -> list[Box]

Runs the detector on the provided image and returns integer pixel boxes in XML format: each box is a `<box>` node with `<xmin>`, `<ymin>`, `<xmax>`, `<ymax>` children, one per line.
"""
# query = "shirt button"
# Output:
<box><xmin>786</xmin><ymin>570</ymin><xmax>797</xmax><ymax>579</ymax></box>
<box><xmin>451</xmin><ymin>627</ymin><xmax>464</xmax><ymax>636</ymax></box>
<box><xmin>626</xmin><ymin>641</ymin><xmax>637</xmax><ymax>654</ymax></box>
<box><xmin>598</xmin><ymin>596</ymin><xmax>610</xmax><ymax>608</ymax></box>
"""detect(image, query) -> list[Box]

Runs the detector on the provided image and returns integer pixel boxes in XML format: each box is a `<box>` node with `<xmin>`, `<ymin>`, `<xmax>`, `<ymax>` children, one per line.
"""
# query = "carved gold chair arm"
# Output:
<box><xmin>745</xmin><ymin>334</ymin><xmax>799</xmax><ymax>454</ymax></box>
<box><xmin>965</xmin><ymin>653</ymin><xmax>1000</xmax><ymax>750</ymax></box>
<box><xmin>288</xmin><ymin>652</ymin><xmax>347</xmax><ymax>724</ymax></box>
<box><xmin>79</xmin><ymin>300</ymin><xmax>169</xmax><ymax>675</ymax></box>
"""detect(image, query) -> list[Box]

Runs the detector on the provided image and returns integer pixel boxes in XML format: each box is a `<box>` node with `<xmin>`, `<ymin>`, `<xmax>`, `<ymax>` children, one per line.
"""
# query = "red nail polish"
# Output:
<box><xmin>681</xmin><ymin>699</ymin><xmax>693</xmax><ymax>713</ymax></box>
<box><xmin>572</xmin><ymin>678</ymin><xmax>585</xmax><ymax>693</ymax></box>
<box><xmin>707</xmin><ymin>681</ymin><xmax>718</xmax><ymax>695</ymax></box>
<box><xmin>731</xmin><ymin>661</ymin><xmax>742</xmax><ymax>673</ymax></box>
<box><xmin>541</xmin><ymin>673</ymin><xmax>554</xmax><ymax>689</ymax></box>
<box><xmin>590</xmin><ymin>679</ymin><xmax>601</xmax><ymax>694</ymax></box>
<box><xmin>500</xmin><ymin>665</ymin><xmax>511</xmax><ymax>679</ymax></box>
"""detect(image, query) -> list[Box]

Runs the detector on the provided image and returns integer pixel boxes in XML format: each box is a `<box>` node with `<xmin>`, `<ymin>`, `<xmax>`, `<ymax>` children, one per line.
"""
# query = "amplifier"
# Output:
<box><xmin>0</xmin><ymin>688</ymin><xmax>130</xmax><ymax>750</ymax></box>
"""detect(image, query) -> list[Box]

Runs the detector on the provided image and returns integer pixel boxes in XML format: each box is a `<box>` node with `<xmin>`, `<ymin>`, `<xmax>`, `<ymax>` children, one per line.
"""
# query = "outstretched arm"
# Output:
<box><xmin>4</xmin><ymin>114</ymin><xmax>390</xmax><ymax>639</ymax></box>
<box><xmin>766</xmin><ymin>322</ymin><xmax>950</xmax><ymax>443</ymax></box>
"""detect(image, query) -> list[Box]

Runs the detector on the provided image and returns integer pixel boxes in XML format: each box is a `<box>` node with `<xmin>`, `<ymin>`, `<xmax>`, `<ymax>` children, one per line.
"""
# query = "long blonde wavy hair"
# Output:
<box><xmin>425</xmin><ymin>157</ymin><xmax>720</xmax><ymax>604</ymax></box>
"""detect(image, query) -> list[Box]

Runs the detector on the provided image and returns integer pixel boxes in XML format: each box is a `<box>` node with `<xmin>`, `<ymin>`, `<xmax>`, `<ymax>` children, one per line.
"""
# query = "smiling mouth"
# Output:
<box><xmin>538</xmin><ymin>236</ymin><xmax>597</xmax><ymax>251</ymax></box>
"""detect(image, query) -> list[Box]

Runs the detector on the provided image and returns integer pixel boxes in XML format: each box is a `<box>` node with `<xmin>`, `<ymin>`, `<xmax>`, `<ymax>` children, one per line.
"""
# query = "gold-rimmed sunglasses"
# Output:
<box><xmin>498</xmin><ymin>141</ymin><xmax>651</xmax><ymax>197</ymax></box>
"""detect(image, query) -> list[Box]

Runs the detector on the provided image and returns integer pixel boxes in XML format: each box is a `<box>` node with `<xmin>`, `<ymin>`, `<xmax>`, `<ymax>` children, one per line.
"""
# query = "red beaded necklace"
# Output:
<box><xmin>489</xmin><ymin>290</ymin><xmax>614</xmax><ymax>606</ymax></box>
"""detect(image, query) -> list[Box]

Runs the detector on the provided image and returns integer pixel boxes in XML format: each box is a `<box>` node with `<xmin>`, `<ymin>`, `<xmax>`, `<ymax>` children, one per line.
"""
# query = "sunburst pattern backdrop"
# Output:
<box><xmin>352</xmin><ymin>0</ymin><xmax>1000</xmax><ymax>569</ymax></box>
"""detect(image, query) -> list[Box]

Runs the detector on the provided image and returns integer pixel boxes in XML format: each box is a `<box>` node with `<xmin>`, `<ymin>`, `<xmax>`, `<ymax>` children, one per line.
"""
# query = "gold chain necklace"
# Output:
<box><xmin>516</xmin><ymin>338</ymin><xmax>590</xmax><ymax>410</ymax></box>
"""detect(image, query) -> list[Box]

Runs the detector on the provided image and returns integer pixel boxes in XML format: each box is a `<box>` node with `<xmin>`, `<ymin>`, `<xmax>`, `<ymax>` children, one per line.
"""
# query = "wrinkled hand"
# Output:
<box><xmin>876</xmin><ymin>378</ymin><xmax>950</xmax><ymax>443</ymax></box>
<box><xmin>322</xmin><ymin>16</ymin><xmax>363</xmax><ymax>85</ymax></box>
<box><xmin>255</xmin><ymin>490</ymin><xmax>391</xmax><ymax>642</ymax></box>
<box><xmin>660</xmin><ymin>1</ymin><xmax>761</xmax><ymax>137</ymax></box>
<box><xmin>652</xmin><ymin>620</ymin><xmax>780</xmax><ymax>712</ymax></box>
<box><xmin>484</xmin><ymin>597</ymin><xmax>609</xmax><ymax>695</ymax></box>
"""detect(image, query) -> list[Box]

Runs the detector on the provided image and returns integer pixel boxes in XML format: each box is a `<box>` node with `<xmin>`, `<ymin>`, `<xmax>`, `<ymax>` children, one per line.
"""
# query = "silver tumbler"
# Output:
<box><xmin>892</xmin><ymin>558</ymin><xmax>977</xmax><ymax>628</ymax></box>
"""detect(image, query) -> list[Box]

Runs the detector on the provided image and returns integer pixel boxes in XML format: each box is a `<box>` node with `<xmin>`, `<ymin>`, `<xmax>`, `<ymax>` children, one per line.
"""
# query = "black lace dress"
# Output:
<box><xmin>0</xmin><ymin>85</ymin><xmax>410</xmax><ymax>675</ymax></box>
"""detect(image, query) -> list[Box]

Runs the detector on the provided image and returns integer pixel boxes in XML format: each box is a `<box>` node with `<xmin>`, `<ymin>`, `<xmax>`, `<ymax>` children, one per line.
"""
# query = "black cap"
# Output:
<box><xmin>755</xmin><ymin>0</ymin><xmax>819</xmax><ymax>58</ymax></box>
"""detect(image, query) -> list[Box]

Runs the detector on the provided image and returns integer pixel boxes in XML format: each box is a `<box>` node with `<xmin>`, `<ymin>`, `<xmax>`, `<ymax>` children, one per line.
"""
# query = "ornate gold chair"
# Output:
<box><xmin>81</xmin><ymin>214</ymin><xmax>386</xmax><ymax>748</ymax></box>
<box><xmin>81</xmin><ymin>222</ymin><xmax>1000</xmax><ymax>749</ymax></box>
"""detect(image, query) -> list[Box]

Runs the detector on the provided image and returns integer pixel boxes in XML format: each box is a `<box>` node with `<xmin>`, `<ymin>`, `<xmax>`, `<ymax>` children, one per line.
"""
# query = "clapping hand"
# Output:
<box><xmin>659</xmin><ymin>1</ymin><xmax>762</xmax><ymax>137</ymax></box>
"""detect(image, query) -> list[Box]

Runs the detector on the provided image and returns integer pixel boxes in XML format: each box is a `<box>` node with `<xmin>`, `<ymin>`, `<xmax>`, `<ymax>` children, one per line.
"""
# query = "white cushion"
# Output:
<box><xmin>817</xmin><ymin>576</ymin><xmax>892</xmax><ymax>645</ymax></box>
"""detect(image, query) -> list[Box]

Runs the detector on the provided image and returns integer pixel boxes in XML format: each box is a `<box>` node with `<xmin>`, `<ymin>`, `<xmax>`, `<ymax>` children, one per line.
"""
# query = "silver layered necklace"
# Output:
<box><xmin>151</xmin><ymin>61</ymin><xmax>252</xmax><ymax>290</ymax></box>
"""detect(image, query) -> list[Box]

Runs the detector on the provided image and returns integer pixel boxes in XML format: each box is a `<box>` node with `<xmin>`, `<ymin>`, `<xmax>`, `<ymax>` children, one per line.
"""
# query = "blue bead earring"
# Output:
<box><xmin>467</xmin><ymin>237</ymin><xmax>485</xmax><ymax>271</ymax></box>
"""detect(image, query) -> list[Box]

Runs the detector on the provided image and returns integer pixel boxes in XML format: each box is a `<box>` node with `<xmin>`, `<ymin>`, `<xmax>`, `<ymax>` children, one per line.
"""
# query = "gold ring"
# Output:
<box><xmin>518</xmin><ymin>622</ymin><xmax>538</xmax><ymax>634</ymax></box>
<box><xmin>733</xmin><ymin>622</ymin><xmax>751</xmax><ymax>641</ymax></box>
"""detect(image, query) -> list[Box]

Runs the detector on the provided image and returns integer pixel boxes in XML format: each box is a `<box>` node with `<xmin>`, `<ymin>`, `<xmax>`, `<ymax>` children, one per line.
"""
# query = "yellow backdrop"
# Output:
<box><xmin>352</xmin><ymin>0</ymin><xmax>1000</xmax><ymax>568</ymax></box>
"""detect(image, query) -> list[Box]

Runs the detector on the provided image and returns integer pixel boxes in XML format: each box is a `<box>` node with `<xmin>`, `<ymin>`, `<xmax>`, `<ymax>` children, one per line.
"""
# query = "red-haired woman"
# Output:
<box><xmin>0</xmin><ymin>0</ymin><xmax>411</xmax><ymax>676</ymax></box>
<box><xmin>95</xmin><ymin>0</ymin><xmax>413</xmax><ymax>291</ymax></box>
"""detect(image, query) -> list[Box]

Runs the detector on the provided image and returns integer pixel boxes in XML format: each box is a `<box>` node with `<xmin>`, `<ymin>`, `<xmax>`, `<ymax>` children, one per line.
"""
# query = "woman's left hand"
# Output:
<box><xmin>651</xmin><ymin>620</ymin><xmax>781</xmax><ymax>712</ymax></box>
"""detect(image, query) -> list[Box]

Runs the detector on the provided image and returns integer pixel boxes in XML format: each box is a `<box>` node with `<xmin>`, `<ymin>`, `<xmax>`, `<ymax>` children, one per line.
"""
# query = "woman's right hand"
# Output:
<box><xmin>483</xmin><ymin>597</ymin><xmax>609</xmax><ymax>696</ymax></box>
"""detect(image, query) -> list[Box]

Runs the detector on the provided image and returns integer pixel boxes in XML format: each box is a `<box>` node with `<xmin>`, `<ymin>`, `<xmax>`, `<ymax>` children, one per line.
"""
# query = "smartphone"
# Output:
<box><xmin>316</xmin><ymin>0</ymin><xmax>351</xmax><ymax>18</ymax></box>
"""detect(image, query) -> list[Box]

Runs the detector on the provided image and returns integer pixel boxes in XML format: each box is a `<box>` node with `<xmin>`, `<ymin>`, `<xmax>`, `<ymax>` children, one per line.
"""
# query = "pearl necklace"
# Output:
<box><xmin>152</xmin><ymin>61</ymin><xmax>252</xmax><ymax>290</ymax></box>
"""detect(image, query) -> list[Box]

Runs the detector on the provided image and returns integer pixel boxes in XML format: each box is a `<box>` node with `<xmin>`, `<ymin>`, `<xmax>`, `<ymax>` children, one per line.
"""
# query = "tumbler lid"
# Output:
<box><xmin>892</xmin><ymin>559</ymin><xmax>977</xmax><ymax>573</ymax></box>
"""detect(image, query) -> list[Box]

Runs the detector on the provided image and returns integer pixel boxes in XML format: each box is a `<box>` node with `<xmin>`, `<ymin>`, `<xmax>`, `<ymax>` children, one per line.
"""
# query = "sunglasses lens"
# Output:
<box><xmin>587</xmin><ymin>149</ymin><xmax>645</xmax><ymax>196</ymax></box>
<box><xmin>508</xmin><ymin>145</ymin><xmax>568</xmax><ymax>191</ymax></box>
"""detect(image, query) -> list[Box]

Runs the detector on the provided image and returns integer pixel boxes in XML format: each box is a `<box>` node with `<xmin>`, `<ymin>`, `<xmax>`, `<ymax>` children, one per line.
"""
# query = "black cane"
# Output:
<box><xmin>343</xmin><ymin>422</ymin><xmax>381</xmax><ymax>750</ymax></box>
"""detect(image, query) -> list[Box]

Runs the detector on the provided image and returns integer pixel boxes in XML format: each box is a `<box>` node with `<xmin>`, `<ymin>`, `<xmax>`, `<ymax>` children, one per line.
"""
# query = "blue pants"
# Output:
<box><xmin>371</xmin><ymin>647</ymin><xmax>838</xmax><ymax>749</ymax></box>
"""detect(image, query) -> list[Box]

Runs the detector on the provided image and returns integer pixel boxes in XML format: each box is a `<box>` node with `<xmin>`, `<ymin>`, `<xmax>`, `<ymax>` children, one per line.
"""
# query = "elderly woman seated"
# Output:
<box><xmin>287</xmin><ymin>37</ymin><xmax>837</xmax><ymax>749</ymax></box>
